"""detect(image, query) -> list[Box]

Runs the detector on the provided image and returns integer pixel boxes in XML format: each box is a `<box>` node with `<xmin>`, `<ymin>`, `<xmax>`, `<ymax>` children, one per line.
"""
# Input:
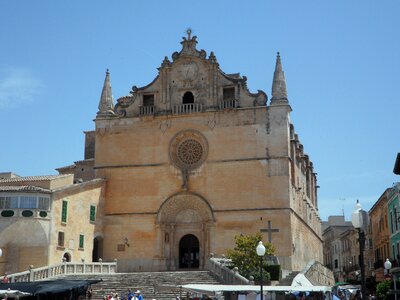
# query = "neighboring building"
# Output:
<box><xmin>322</xmin><ymin>215</ymin><xmax>353</xmax><ymax>282</ymax></box>
<box><xmin>340</xmin><ymin>227</ymin><xmax>360</xmax><ymax>282</ymax></box>
<box><xmin>56</xmin><ymin>131</ymin><xmax>96</xmax><ymax>183</ymax></box>
<box><xmin>0</xmin><ymin>172</ymin><xmax>19</xmax><ymax>180</ymax></box>
<box><xmin>388</xmin><ymin>183</ymin><xmax>400</xmax><ymax>261</ymax></box>
<box><xmin>364</xmin><ymin>219</ymin><xmax>375</xmax><ymax>284</ymax></box>
<box><xmin>0</xmin><ymin>174</ymin><xmax>105</xmax><ymax>274</ymax></box>
<box><xmin>1</xmin><ymin>34</ymin><xmax>323</xmax><ymax>274</ymax></box>
<box><xmin>369</xmin><ymin>188</ymin><xmax>391</xmax><ymax>281</ymax></box>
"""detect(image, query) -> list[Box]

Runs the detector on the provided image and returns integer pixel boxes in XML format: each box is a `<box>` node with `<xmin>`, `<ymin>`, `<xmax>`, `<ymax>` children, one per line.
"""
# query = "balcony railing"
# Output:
<box><xmin>139</xmin><ymin>105</ymin><xmax>155</xmax><ymax>115</ymax></box>
<box><xmin>219</xmin><ymin>99</ymin><xmax>238</xmax><ymax>110</ymax></box>
<box><xmin>173</xmin><ymin>103</ymin><xmax>202</xmax><ymax>115</ymax></box>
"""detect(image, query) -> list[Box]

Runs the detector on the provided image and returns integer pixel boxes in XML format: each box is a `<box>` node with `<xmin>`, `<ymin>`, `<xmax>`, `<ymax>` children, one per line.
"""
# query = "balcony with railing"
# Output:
<box><xmin>172</xmin><ymin>103</ymin><xmax>203</xmax><ymax>115</ymax></box>
<box><xmin>219</xmin><ymin>99</ymin><xmax>238</xmax><ymax>110</ymax></box>
<box><xmin>139</xmin><ymin>105</ymin><xmax>155</xmax><ymax>116</ymax></box>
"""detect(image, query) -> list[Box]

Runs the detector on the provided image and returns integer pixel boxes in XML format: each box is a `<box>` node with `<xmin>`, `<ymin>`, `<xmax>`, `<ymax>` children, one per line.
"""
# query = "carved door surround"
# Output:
<box><xmin>156</xmin><ymin>192</ymin><xmax>215</xmax><ymax>270</ymax></box>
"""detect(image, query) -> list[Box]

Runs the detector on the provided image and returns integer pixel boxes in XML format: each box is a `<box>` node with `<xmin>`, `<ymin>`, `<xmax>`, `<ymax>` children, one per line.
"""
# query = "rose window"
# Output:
<box><xmin>177</xmin><ymin>139</ymin><xmax>203</xmax><ymax>166</ymax></box>
<box><xmin>169</xmin><ymin>130</ymin><xmax>208</xmax><ymax>171</ymax></box>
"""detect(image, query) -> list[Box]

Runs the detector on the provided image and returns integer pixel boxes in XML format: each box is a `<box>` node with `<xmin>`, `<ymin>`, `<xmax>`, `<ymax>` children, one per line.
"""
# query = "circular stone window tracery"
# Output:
<box><xmin>169</xmin><ymin>130</ymin><xmax>208</xmax><ymax>171</ymax></box>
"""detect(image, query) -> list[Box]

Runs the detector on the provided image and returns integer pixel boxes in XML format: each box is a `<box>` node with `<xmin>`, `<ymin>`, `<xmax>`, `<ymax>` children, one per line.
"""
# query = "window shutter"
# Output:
<box><xmin>79</xmin><ymin>234</ymin><xmax>84</xmax><ymax>249</ymax></box>
<box><xmin>90</xmin><ymin>205</ymin><xmax>96</xmax><ymax>222</ymax></box>
<box><xmin>61</xmin><ymin>201</ymin><xmax>68</xmax><ymax>223</ymax></box>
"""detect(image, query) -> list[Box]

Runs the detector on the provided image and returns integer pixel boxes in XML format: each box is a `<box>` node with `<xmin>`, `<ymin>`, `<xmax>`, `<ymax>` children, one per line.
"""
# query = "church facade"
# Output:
<box><xmin>0</xmin><ymin>34</ymin><xmax>323</xmax><ymax>275</ymax></box>
<box><xmin>90</xmin><ymin>34</ymin><xmax>322</xmax><ymax>272</ymax></box>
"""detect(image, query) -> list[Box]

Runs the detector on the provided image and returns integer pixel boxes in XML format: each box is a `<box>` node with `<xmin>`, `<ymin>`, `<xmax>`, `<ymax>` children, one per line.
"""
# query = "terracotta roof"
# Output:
<box><xmin>0</xmin><ymin>185</ymin><xmax>51</xmax><ymax>193</ymax></box>
<box><xmin>0</xmin><ymin>174</ymin><xmax>71</xmax><ymax>183</ymax></box>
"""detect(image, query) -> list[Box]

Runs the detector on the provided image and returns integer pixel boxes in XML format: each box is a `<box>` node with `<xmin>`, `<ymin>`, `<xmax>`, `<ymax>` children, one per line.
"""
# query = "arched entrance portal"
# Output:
<box><xmin>157</xmin><ymin>192</ymin><xmax>215</xmax><ymax>270</ymax></box>
<box><xmin>179</xmin><ymin>234</ymin><xmax>199</xmax><ymax>269</ymax></box>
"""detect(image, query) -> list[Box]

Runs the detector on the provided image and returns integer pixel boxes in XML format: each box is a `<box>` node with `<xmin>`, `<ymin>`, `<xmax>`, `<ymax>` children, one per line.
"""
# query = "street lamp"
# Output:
<box><xmin>351</xmin><ymin>200</ymin><xmax>368</xmax><ymax>300</ymax></box>
<box><xmin>384</xmin><ymin>258</ymin><xmax>392</xmax><ymax>275</ymax></box>
<box><xmin>384</xmin><ymin>259</ymin><xmax>397</xmax><ymax>300</ymax></box>
<box><xmin>256</xmin><ymin>241</ymin><xmax>266</xmax><ymax>300</ymax></box>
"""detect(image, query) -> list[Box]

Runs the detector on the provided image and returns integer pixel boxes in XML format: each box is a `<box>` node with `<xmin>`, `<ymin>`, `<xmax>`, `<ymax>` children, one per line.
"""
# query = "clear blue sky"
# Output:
<box><xmin>1</xmin><ymin>1</ymin><xmax>399</xmax><ymax>221</ymax></box>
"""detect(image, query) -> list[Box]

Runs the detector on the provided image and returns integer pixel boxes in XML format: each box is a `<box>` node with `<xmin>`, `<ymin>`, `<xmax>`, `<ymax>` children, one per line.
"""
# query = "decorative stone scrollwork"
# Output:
<box><xmin>114</xmin><ymin>95</ymin><xmax>137</xmax><ymax>117</ymax></box>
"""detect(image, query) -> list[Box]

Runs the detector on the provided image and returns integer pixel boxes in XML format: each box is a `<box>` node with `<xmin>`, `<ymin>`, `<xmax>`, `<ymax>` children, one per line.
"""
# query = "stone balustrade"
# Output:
<box><xmin>219</xmin><ymin>99</ymin><xmax>238</xmax><ymax>110</ymax></box>
<box><xmin>7</xmin><ymin>259</ymin><xmax>117</xmax><ymax>282</ymax></box>
<box><xmin>205</xmin><ymin>254</ymin><xmax>251</xmax><ymax>285</ymax></box>
<box><xmin>139</xmin><ymin>105</ymin><xmax>155</xmax><ymax>115</ymax></box>
<box><xmin>173</xmin><ymin>103</ymin><xmax>203</xmax><ymax>114</ymax></box>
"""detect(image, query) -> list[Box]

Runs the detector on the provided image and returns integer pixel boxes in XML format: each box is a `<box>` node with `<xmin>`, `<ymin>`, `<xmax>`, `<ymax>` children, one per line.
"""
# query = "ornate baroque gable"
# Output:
<box><xmin>114</xmin><ymin>33</ymin><xmax>267</xmax><ymax>118</ymax></box>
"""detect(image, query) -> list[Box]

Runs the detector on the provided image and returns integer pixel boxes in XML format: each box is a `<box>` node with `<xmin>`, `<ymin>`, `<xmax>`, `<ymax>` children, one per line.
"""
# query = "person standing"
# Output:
<box><xmin>127</xmin><ymin>289</ymin><xmax>135</xmax><ymax>300</ymax></box>
<box><xmin>135</xmin><ymin>290</ymin><xmax>143</xmax><ymax>300</ymax></box>
<box><xmin>1</xmin><ymin>274</ymin><xmax>9</xmax><ymax>283</ymax></box>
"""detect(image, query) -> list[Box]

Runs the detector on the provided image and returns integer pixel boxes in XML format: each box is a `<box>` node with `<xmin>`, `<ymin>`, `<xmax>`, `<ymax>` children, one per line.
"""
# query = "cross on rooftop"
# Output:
<box><xmin>186</xmin><ymin>28</ymin><xmax>192</xmax><ymax>39</ymax></box>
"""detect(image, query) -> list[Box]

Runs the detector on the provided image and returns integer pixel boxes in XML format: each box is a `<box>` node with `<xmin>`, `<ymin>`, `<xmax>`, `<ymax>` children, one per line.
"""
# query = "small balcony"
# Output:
<box><xmin>219</xmin><ymin>99</ymin><xmax>238</xmax><ymax>110</ymax></box>
<box><xmin>139</xmin><ymin>105</ymin><xmax>155</xmax><ymax>116</ymax></box>
<box><xmin>173</xmin><ymin>103</ymin><xmax>202</xmax><ymax>115</ymax></box>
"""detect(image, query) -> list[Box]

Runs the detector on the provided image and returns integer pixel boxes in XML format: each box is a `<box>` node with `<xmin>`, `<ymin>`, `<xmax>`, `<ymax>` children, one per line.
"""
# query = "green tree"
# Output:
<box><xmin>376</xmin><ymin>280</ymin><xmax>391</xmax><ymax>300</ymax></box>
<box><xmin>226</xmin><ymin>232</ymin><xmax>275</xmax><ymax>281</ymax></box>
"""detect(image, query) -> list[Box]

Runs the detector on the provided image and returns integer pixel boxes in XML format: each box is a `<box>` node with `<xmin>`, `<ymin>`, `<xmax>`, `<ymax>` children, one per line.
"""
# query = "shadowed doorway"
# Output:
<box><xmin>179</xmin><ymin>234</ymin><xmax>199</xmax><ymax>269</ymax></box>
<box><xmin>92</xmin><ymin>236</ymin><xmax>103</xmax><ymax>262</ymax></box>
<box><xmin>182</xmin><ymin>91</ymin><xmax>194</xmax><ymax>104</ymax></box>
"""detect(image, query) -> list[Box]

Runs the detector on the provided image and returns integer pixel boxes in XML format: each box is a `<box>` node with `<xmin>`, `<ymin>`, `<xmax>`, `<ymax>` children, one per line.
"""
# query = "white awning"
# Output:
<box><xmin>181</xmin><ymin>284</ymin><xmax>332</xmax><ymax>294</ymax></box>
<box><xmin>0</xmin><ymin>289</ymin><xmax>32</xmax><ymax>298</ymax></box>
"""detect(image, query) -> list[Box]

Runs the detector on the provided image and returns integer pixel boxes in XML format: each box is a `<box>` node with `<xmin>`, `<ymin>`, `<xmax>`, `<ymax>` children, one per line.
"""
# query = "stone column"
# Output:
<box><xmin>201</xmin><ymin>223</ymin><xmax>205</xmax><ymax>269</ymax></box>
<box><xmin>170</xmin><ymin>224</ymin><xmax>176</xmax><ymax>270</ymax></box>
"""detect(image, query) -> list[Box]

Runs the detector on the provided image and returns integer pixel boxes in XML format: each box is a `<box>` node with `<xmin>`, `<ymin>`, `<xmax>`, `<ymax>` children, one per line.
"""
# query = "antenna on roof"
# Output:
<box><xmin>340</xmin><ymin>198</ymin><xmax>346</xmax><ymax>217</ymax></box>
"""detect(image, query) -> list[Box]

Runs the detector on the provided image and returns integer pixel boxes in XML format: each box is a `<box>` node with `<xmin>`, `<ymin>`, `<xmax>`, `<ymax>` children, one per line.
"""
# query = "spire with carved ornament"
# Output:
<box><xmin>97</xmin><ymin>69</ymin><xmax>116</xmax><ymax>118</ymax></box>
<box><xmin>271</xmin><ymin>52</ymin><xmax>288</xmax><ymax>104</ymax></box>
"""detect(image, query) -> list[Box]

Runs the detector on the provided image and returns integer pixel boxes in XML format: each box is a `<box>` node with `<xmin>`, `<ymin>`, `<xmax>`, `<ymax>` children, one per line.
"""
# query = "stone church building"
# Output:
<box><xmin>0</xmin><ymin>34</ymin><xmax>322</xmax><ymax>275</ymax></box>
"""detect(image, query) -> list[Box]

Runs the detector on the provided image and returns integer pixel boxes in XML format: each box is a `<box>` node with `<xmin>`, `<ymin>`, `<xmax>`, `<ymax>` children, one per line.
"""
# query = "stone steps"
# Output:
<box><xmin>61</xmin><ymin>271</ymin><xmax>223</xmax><ymax>300</ymax></box>
<box><xmin>276</xmin><ymin>271</ymin><xmax>299</xmax><ymax>286</ymax></box>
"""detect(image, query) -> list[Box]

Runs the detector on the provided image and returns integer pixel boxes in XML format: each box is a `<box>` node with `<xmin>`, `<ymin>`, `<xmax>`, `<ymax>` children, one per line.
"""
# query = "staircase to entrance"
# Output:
<box><xmin>62</xmin><ymin>271</ymin><xmax>223</xmax><ymax>300</ymax></box>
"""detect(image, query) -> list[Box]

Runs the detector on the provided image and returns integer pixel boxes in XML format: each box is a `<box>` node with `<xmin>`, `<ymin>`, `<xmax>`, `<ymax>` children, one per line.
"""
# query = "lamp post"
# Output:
<box><xmin>351</xmin><ymin>200</ymin><xmax>368</xmax><ymax>300</ymax></box>
<box><xmin>384</xmin><ymin>258</ymin><xmax>396</xmax><ymax>300</ymax></box>
<box><xmin>384</xmin><ymin>258</ymin><xmax>392</xmax><ymax>276</ymax></box>
<box><xmin>256</xmin><ymin>241</ymin><xmax>266</xmax><ymax>300</ymax></box>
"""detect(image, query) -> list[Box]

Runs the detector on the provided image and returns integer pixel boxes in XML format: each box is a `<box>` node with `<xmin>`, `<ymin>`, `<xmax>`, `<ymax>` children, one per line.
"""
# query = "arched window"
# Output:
<box><xmin>182</xmin><ymin>92</ymin><xmax>194</xmax><ymax>104</ymax></box>
<box><xmin>63</xmin><ymin>252</ymin><xmax>71</xmax><ymax>262</ymax></box>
